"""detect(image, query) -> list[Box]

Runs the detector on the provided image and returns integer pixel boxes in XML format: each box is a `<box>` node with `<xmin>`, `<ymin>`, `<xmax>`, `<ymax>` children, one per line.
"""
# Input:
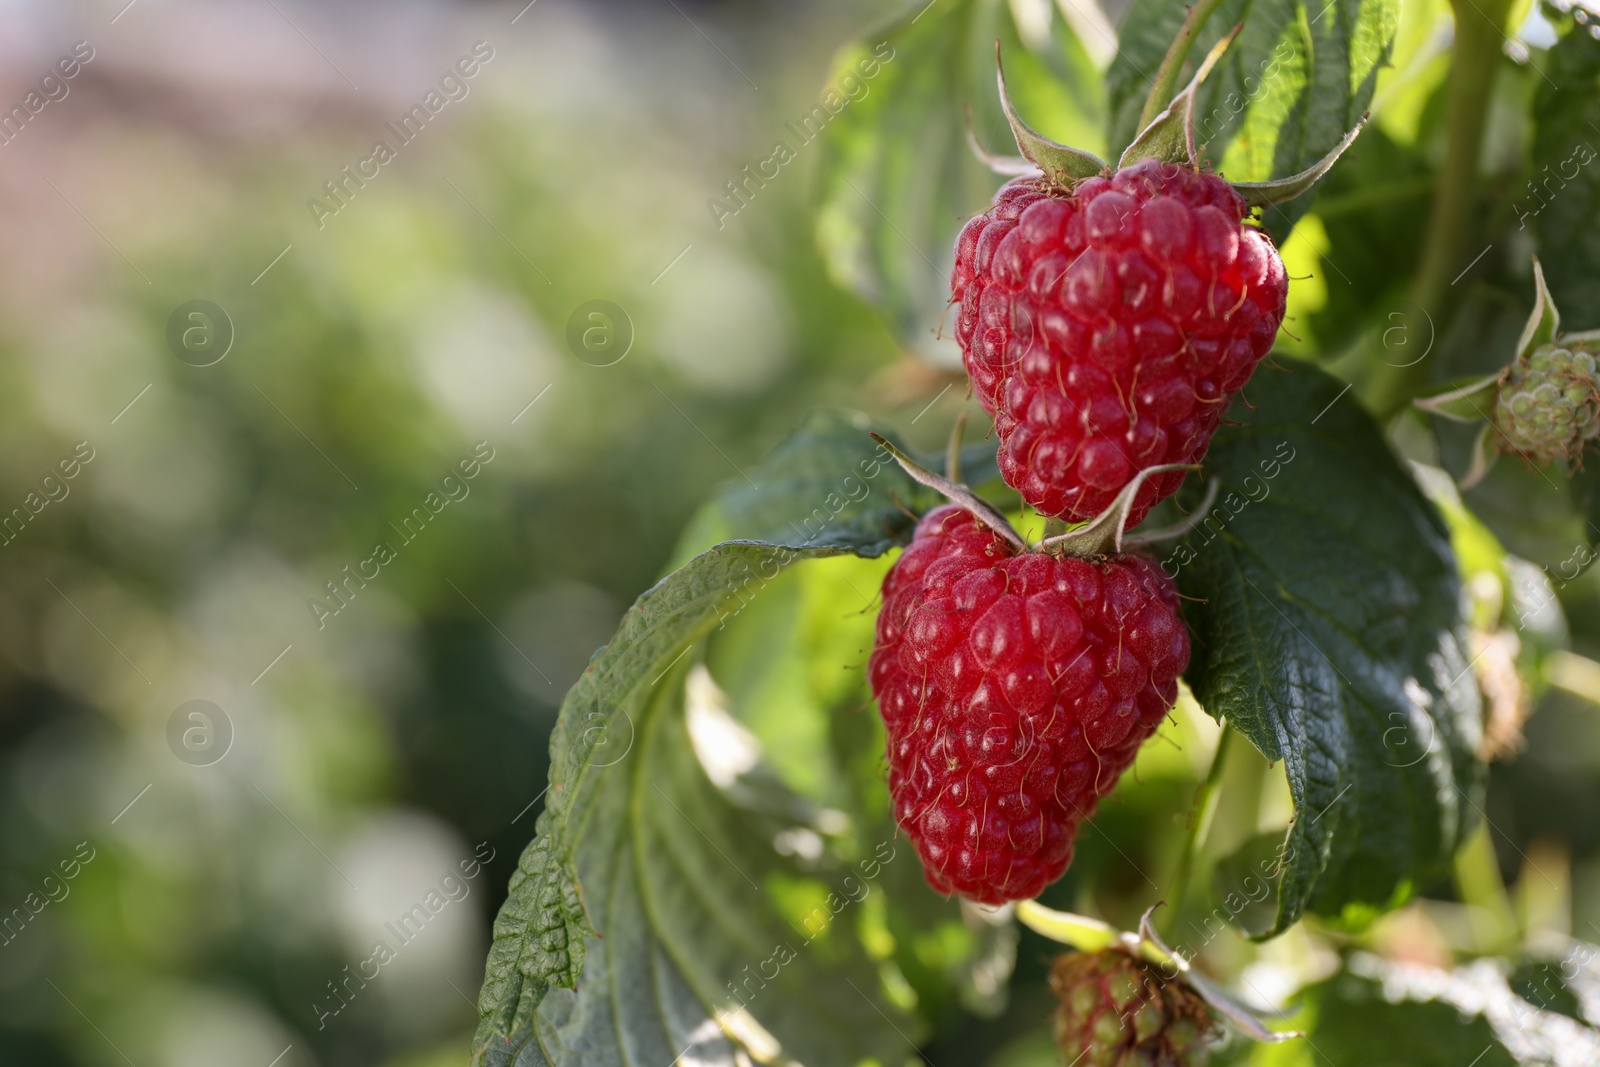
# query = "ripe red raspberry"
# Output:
<box><xmin>952</xmin><ymin>159</ymin><xmax>1288</xmax><ymax>526</ymax></box>
<box><xmin>868</xmin><ymin>504</ymin><xmax>1189</xmax><ymax>904</ymax></box>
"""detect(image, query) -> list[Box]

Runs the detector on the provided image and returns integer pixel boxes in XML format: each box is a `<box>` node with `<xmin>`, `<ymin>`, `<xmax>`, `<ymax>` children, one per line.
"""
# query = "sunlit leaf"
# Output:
<box><xmin>1108</xmin><ymin>0</ymin><xmax>1401</xmax><ymax>237</ymax></box>
<box><xmin>816</xmin><ymin>0</ymin><xmax>1107</xmax><ymax>363</ymax></box>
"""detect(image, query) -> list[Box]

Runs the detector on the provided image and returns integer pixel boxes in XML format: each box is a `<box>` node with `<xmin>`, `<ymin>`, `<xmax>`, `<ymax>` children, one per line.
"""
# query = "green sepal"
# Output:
<box><xmin>1414</xmin><ymin>373</ymin><xmax>1502</xmax><ymax>423</ymax></box>
<box><xmin>1034</xmin><ymin>462</ymin><xmax>1199</xmax><ymax>557</ymax></box>
<box><xmin>1462</xmin><ymin>423</ymin><xmax>1499</xmax><ymax>490</ymax></box>
<box><xmin>1117</xmin><ymin>26</ymin><xmax>1238</xmax><ymax>169</ymax></box>
<box><xmin>963</xmin><ymin>104</ymin><xmax>1039</xmax><ymax>177</ymax></box>
<box><xmin>1136</xmin><ymin>911</ymin><xmax>1301</xmax><ymax>1043</ymax></box>
<box><xmin>1230</xmin><ymin>117</ymin><xmax>1368</xmax><ymax>208</ymax></box>
<box><xmin>1015</xmin><ymin>901</ymin><xmax>1120</xmax><ymax>951</ymax></box>
<box><xmin>1516</xmin><ymin>257</ymin><xmax>1562</xmax><ymax>360</ymax></box>
<box><xmin>995</xmin><ymin>41</ymin><xmax>1107</xmax><ymax>185</ymax></box>
<box><xmin>1564</xmin><ymin>328</ymin><xmax>1600</xmax><ymax>350</ymax></box>
<box><xmin>1020</xmin><ymin>902</ymin><xmax>1302</xmax><ymax>1043</ymax></box>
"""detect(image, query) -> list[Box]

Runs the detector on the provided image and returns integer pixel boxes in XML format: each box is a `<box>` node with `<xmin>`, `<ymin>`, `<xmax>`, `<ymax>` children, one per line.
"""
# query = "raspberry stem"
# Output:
<box><xmin>1124</xmin><ymin>477</ymin><xmax>1221</xmax><ymax>548</ymax></box>
<box><xmin>1136</xmin><ymin>0</ymin><xmax>1230</xmax><ymax>133</ymax></box>
<box><xmin>1366</xmin><ymin>0</ymin><xmax>1517</xmax><ymax>418</ymax></box>
<box><xmin>1034</xmin><ymin>463</ymin><xmax>1201</xmax><ymax>558</ymax></box>
<box><xmin>868</xmin><ymin>432</ymin><xmax>1027</xmax><ymax>551</ymax></box>
<box><xmin>1162</xmin><ymin>721</ymin><xmax>1235</xmax><ymax>936</ymax></box>
<box><xmin>945</xmin><ymin>410</ymin><xmax>969</xmax><ymax>483</ymax></box>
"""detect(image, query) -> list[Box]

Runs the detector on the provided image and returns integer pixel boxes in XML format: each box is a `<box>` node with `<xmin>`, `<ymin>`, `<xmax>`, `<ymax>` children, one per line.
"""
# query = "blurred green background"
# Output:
<box><xmin>0</xmin><ymin>1</ymin><xmax>952</xmax><ymax>1064</ymax></box>
<box><xmin>3</xmin><ymin>0</ymin><xmax>1600</xmax><ymax>1065</ymax></box>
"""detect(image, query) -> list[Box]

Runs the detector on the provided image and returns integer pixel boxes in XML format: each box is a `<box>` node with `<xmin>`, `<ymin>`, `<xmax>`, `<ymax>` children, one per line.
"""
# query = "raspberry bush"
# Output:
<box><xmin>474</xmin><ymin>0</ymin><xmax>1600</xmax><ymax>1065</ymax></box>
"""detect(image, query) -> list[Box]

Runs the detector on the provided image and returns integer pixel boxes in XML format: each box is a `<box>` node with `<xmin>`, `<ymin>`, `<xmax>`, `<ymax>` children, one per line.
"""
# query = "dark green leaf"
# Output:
<box><xmin>1107</xmin><ymin>0</ymin><xmax>1400</xmax><ymax>237</ymax></box>
<box><xmin>472</xmin><ymin>542</ymin><xmax>920</xmax><ymax>1067</ymax></box>
<box><xmin>816</xmin><ymin>0</ymin><xmax>1106</xmax><ymax>359</ymax></box>
<box><xmin>1532</xmin><ymin>11</ymin><xmax>1600</xmax><ymax>327</ymax></box>
<box><xmin>1167</xmin><ymin>362</ymin><xmax>1484</xmax><ymax>936</ymax></box>
<box><xmin>673</xmin><ymin>409</ymin><xmax>1004</xmax><ymax>563</ymax></box>
<box><xmin>475</xmin><ymin>416</ymin><xmax>1009</xmax><ymax>1067</ymax></box>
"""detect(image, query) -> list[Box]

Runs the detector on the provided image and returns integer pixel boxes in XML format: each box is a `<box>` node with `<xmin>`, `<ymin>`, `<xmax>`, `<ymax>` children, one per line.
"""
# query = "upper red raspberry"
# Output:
<box><xmin>952</xmin><ymin>159</ymin><xmax>1288</xmax><ymax>526</ymax></box>
<box><xmin>870</xmin><ymin>505</ymin><xmax>1190</xmax><ymax>903</ymax></box>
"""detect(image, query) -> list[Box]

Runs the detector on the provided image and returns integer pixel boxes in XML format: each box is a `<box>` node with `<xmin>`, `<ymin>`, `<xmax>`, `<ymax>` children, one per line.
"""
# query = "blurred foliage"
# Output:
<box><xmin>6</xmin><ymin>0</ymin><xmax>1600</xmax><ymax>1065</ymax></box>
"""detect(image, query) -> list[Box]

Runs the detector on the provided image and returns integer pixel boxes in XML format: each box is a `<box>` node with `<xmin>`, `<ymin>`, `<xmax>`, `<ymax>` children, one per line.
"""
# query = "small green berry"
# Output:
<box><xmin>1131</xmin><ymin>1000</ymin><xmax>1165</xmax><ymax>1042</ymax></box>
<box><xmin>1108</xmin><ymin>970</ymin><xmax>1144</xmax><ymax>1010</ymax></box>
<box><xmin>1494</xmin><ymin>342</ymin><xmax>1600</xmax><ymax>468</ymax></box>
<box><xmin>1049</xmin><ymin>949</ymin><xmax>1216</xmax><ymax>1066</ymax></box>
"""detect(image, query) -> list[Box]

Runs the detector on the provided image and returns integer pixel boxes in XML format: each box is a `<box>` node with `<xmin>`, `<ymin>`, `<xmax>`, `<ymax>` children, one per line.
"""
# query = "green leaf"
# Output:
<box><xmin>1228</xmin><ymin>118</ymin><xmax>1366</xmax><ymax>207</ymax></box>
<box><xmin>1532</xmin><ymin>12</ymin><xmax>1600</xmax><ymax>328</ymax></box>
<box><xmin>1165</xmin><ymin>362</ymin><xmax>1484</xmax><ymax>937</ymax></box>
<box><xmin>474</xmin><ymin>416</ymin><xmax>1010</xmax><ymax>1067</ymax></box>
<box><xmin>1414</xmin><ymin>373</ymin><xmax>1500</xmax><ymax>423</ymax></box>
<box><xmin>1516</xmin><ymin>259</ymin><xmax>1562</xmax><ymax>360</ymax></box>
<box><xmin>472</xmin><ymin>541</ymin><xmax>922</xmax><ymax>1067</ymax></box>
<box><xmin>673</xmin><ymin>409</ymin><xmax>1005</xmax><ymax>564</ymax></box>
<box><xmin>816</xmin><ymin>0</ymin><xmax>1106</xmax><ymax>362</ymax></box>
<box><xmin>1107</xmin><ymin>0</ymin><xmax>1400</xmax><ymax>235</ymax></box>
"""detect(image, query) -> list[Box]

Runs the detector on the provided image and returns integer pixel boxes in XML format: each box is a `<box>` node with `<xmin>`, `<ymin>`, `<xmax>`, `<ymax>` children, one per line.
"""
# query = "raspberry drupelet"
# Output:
<box><xmin>868</xmin><ymin>504</ymin><xmax>1190</xmax><ymax>903</ymax></box>
<box><xmin>952</xmin><ymin>160</ymin><xmax>1288</xmax><ymax>527</ymax></box>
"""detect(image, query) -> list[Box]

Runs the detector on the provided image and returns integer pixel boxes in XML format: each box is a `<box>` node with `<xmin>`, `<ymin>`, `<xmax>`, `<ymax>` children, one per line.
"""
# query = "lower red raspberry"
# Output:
<box><xmin>869</xmin><ymin>505</ymin><xmax>1190</xmax><ymax>903</ymax></box>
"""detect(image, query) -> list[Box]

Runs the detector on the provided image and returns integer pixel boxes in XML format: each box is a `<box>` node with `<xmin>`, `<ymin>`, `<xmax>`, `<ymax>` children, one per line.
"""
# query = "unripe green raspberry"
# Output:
<box><xmin>1050</xmin><ymin>949</ymin><xmax>1215</xmax><ymax>1067</ymax></box>
<box><xmin>1493</xmin><ymin>342</ymin><xmax>1600</xmax><ymax>468</ymax></box>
